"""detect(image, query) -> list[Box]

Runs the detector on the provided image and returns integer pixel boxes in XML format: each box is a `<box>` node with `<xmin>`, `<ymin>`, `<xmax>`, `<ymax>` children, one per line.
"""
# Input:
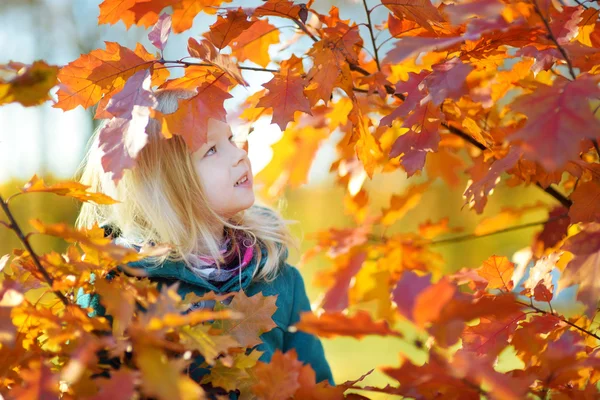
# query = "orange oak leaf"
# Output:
<box><xmin>252</xmin><ymin>0</ymin><xmax>311</xmax><ymax>23</ymax></box>
<box><xmin>559</xmin><ymin>224</ymin><xmax>600</xmax><ymax>317</ymax></box>
<box><xmin>230</xmin><ymin>19</ymin><xmax>280</xmax><ymax>68</ymax></box>
<box><xmin>159</xmin><ymin>73</ymin><xmax>232</xmax><ymax>152</ymax></box>
<box><xmin>477</xmin><ymin>255</ymin><xmax>515</xmax><ymax>291</ymax></box>
<box><xmin>187</xmin><ymin>38</ymin><xmax>247</xmax><ymax>86</ymax></box>
<box><xmin>0</xmin><ymin>61</ymin><xmax>58</xmax><ymax>107</ymax></box>
<box><xmin>251</xmin><ymin>349</ymin><xmax>303</xmax><ymax>400</ymax></box>
<box><xmin>213</xmin><ymin>291</ymin><xmax>278</xmax><ymax>348</ymax></box>
<box><xmin>256</xmin><ymin>55</ymin><xmax>311</xmax><ymax>131</ymax></box>
<box><xmin>204</xmin><ymin>8</ymin><xmax>255</xmax><ymax>50</ymax></box>
<box><xmin>294</xmin><ymin>310</ymin><xmax>403</xmax><ymax>339</ymax></box>
<box><xmin>55</xmin><ymin>42</ymin><xmax>155</xmax><ymax>111</ymax></box>
<box><xmin>20</xmin><ymin>174</ymin><xmax>118</xmax><ymax>205</ymax></box>
<box><xmin>94</xmin><ymin>276</ymin><xmax>136</xmax><ymax>337</ymax></box>
<box><xmin>568</xmin><ymin>179</ymin><xmax>600</xmax><ymax>224</ymax></box>
<box><xmin>134</xmin><ymin>343</ymin><xmax>205</xmax><ymax>400</ymax></box>
<box><xmin>382</xmin><ymin>0</ymin><xmax>443</xmax><ymax>32</ymax></box>
<box><xmin>98</xmin><ymin>0</ymin><xmax>232</xmax><ymax>32</ymax></box>
<box><xmin>381</xmin><ymin>182</ymin><xmax>430</xmax><ymax>226</ymax></box>
<box><xmin>509</xmin><ymin>76</ymin><xmax>600</xmax><ymax>171</ymax></box>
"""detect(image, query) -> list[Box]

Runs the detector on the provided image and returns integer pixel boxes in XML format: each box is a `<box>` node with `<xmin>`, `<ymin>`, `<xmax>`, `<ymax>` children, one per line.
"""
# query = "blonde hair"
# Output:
<box><xmin>75</xmin><ymin>88</ymin><xmax>299</xmax><ymax>283</ymax></box>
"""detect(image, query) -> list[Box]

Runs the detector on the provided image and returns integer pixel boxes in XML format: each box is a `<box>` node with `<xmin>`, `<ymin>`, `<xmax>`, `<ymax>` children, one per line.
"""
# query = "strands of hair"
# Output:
<box><xmin>74</xmin><ymin>88</ymin><xmax>299</xmax><ymax>283</ymax></box>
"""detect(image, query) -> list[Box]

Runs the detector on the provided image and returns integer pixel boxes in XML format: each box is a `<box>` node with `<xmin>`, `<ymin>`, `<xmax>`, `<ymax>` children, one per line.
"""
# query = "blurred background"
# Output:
<box><xmin>0</xmin><ymin>0</ymin><xmax>581</xmax><ymax>395</ymax></box>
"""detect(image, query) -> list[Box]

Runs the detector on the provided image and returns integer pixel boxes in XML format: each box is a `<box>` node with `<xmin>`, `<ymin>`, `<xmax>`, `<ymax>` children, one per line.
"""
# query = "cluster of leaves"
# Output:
<box><xmin>1</xmin><ymin>0</ymin><xmax>600</xmax><ymax>398</ymax></box>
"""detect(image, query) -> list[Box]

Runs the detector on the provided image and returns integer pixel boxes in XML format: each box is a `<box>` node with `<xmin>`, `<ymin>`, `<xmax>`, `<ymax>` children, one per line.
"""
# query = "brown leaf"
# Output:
<box><xmin>0</xmin><ymin>61</ymin><xmax>58</xmax><ymax>107</ymax></box>
<box><xmin>252</xmin><ymin>349</ymin><xmax>303</xmax><ymax>400</ymax></box>
<box><xmin>213</xmin><ymin>291</ymin><xmax>278</xmax><ymax>348</ymax></box>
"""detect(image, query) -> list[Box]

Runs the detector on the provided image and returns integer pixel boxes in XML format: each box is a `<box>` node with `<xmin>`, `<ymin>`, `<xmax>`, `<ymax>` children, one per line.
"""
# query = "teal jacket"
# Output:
<box><xmin>76</xmin><ymin>241</ymin><xmax>334</xmax><ymax>395</ymax></box>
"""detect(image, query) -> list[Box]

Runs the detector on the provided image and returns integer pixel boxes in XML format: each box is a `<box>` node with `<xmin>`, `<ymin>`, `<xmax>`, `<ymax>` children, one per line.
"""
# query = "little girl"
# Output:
<box><xmin>74</xmin><ymin>88</ymin><xmax>334</xmax><ymax>394</ymax></box>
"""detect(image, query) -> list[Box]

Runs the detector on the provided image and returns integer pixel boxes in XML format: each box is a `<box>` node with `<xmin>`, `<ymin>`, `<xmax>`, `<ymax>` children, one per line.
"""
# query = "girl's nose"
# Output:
<box><xmin>232</xmin><ymin>141</ymin><xmax>248</xmax><ymax>166</ymax></box>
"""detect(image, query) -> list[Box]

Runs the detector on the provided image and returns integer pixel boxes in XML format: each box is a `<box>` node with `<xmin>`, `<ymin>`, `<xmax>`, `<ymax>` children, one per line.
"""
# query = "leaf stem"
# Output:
<box><xmin>532</xmin><ymin>0</ymin><xmax>577</xmax><ymax>80</ymax></box>
<box><xmin>362</xmin><ymin>0</ymin><xmax>381</xmax><ymax>71</ymax></box>
<box><xmin>0</xmin><ymin>193</ymin><xmax>69</xmax><ymax>306</ymax></box>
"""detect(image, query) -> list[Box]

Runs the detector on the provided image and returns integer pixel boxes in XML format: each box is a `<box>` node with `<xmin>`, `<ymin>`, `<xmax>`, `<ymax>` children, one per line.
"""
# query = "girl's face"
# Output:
<box><xmin>191</xmin><ymin>120</ymin><xmax>255</xmax><ymax>217</ymax></box>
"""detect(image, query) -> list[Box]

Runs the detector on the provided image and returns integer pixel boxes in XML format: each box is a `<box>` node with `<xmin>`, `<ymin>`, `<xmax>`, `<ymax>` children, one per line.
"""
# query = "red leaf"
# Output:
<box><xmin>256</xmin><ymin>55</ymin><xmax>312</xmax><ymax>131</ymax></box>
<box><xmin>423</xmin><ymin>58</ymin><xmax>473</xmax><ymax>106</ymax></box>
<box><xmin>204</xmin><ymin>8</ymin><xmax>255</xmax><ymax>50</ymax></box>
<box><xmin>321</xmin><ymin>251</ymin><xmax>367</xmax><ymax>311</ymax></box>
<box><xmin>509</xmin><ymin>76</ymin><xmax>600</xmax><ymax>171</ymax></box>
<box><xmin>252</xmin><ymin>349</ymin><xmax>302</xmax><ymax>400</ymax></box>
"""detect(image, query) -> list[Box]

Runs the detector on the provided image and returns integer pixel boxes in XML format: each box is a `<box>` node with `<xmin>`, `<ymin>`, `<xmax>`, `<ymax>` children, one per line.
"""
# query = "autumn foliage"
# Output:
<box><xmin>2</xmin><ymin>0</ymin><xmax>600</xmax><ymax>398</ymax></box>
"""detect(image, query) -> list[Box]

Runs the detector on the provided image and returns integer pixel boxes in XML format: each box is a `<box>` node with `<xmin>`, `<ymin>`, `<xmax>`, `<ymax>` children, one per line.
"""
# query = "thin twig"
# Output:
<box><xmin>160</xmin><ymin>60</ymin><xmax>279</xmax><ymax>73</ymax></box>
<box><xmin>430</xmin><ymin>213</ymin><xmax>568</xmax><ymax>246</ymax></box>
<box><xmin>0</xmin><ymin>194</ymin><xmax>69</xmax><ymax>306</ymax></box>
<box><xmin>517</xmin><ymin>300</ymin><xmax>600</xmax><ymax>341</ymax></box>
<box><xmin>362</xmin><ymin>0</ymin><xmax>381</xmax><ymax>70</ymax></box>
<box><xmin>532</xmin><ymin>0</ymin><xmax>577</xmax><ymax>80</ymax></box>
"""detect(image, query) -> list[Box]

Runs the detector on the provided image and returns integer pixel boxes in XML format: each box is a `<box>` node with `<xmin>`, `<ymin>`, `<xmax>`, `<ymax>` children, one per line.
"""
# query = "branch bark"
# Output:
<box><xmin>0</xmin><ymin>193</ymin><xmax>69</xmax><ymax>306</ymax></box>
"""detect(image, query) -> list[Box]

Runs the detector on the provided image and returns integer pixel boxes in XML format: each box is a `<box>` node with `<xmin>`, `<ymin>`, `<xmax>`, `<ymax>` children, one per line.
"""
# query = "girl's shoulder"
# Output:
<box><xmin>251</xmin><ymin>263</ymin><xmax>303</xmax><ymax>295</ymax></box>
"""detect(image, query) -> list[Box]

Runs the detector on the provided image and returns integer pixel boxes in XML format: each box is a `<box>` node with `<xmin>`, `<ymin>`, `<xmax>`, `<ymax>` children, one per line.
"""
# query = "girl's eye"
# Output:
<box><xmin>205</xmin><ymin>146</ymin><xmax>216</xmax><ymax>156</ymax></box>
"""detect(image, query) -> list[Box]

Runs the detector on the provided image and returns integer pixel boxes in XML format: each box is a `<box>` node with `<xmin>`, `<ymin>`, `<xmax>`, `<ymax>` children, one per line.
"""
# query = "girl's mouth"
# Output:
<box><xmin>234</xmin><ymin>174</ymin><xmax>251</xmax><ymax>187</ymax></box>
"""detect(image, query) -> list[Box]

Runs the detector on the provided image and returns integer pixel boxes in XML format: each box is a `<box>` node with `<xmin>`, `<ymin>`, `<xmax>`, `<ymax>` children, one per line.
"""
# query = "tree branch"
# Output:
<box><xmin>532</xmin><ymin>0</ymin><xmax>577</xmax><ymax>80</ymax></box>
<box><xmin>362</xmin><ymin>0</ymin><xmax>381</xmax><ymax>71</ymax></box>
<box><xmin>0</xmin><ymin>193</ymin><xmax>69</xmax><ymax>306</ymax></box>
<box><xmin>159</xmin><ymin>59</ymin><xmax>280</xmax><ymax>74</ymax></box>
<box><xmin>517</xmin><ymin>300</ymin><xmax>600</xmax><ymax>341</ymax></box>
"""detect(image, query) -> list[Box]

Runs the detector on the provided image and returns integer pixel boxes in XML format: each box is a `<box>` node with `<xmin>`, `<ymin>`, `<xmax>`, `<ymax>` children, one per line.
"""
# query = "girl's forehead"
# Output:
<box><xmin>207</xmin><ymin>119</ymin><xmax>232</xmax><ymax>139</ymax></box>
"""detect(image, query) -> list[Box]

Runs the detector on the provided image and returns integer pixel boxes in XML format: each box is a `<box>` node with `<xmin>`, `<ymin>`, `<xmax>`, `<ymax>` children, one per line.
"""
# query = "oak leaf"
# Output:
<box><xmin>148</xmin><ymin>13</ymin><xmax>172</xmax><ymax>53</ymax></box>
<box><xmin>204</xmin><ymin>8</ymin><xmax>255</xmax><ymax>50</ymax></box>
<box><xmin>509</xmin><ymin>76</ymin><xmax>600</xmax><ymax>171</ymax></box>
<box><xmin>20</xmin><ymin>175</ymin><xmax>118</xmax><ymax>205</ymax></box>
<box><xmin>134</xmin><ymin>343</ymin><xmax>205</xmax><ymax>400</ymax></box>
<box><xmin>213</xmin><ymin>291</ymin><xmax>278</xmax><ymax>348</ymax></box>
<box><xmin>477</xmin><ymin>255</ymin><xmax>515</xmax><ymax>292</ymax></box>
<box><xmin>251</xmin><ymin>349</ymin><xmax>303</xmax><ymax>400</ymax></box>
<box><xmin>0</xmin><ymin>61</ymin><xmax>58</xmax><ymax>107</ymax></box>
<box><xmin>159</xmin><ymin>74</ymin><xmax>232</xmax><ymax>152</ymax></box>
<box><xmin>559</xmin><ymin>224</ymin><xmax>600</xmax><ymax>317</ymax></box>
<box><xmin>256</xmin><ymin>55</ymin><xmax>311</xmax><ymax>131</ymax></box>
<box><xmin>294</xmin><ymin>309</ymin><xmax>403</xmax><ymax>339</ymax></box>
<box><xmin>230</xmin><ymin>19</ymin><xmax>280</xmax><ymax>68</ymax></box>
<box><xmin>382</xmin><ymin>0</ymin><xmax>443</xmax><ymax>32</ymax></box>
<box><xmin>55</xmin><ymin>42</ymin><xmax>155</xmax><ymax>111</ymax></box>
